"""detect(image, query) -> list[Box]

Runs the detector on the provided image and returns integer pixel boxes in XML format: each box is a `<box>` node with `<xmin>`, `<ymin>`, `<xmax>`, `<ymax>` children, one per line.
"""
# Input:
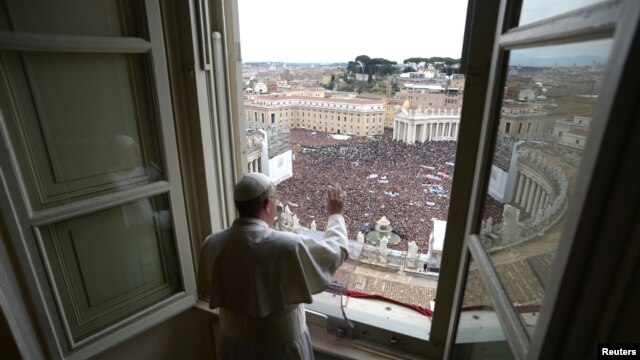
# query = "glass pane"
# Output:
<box><xmin>1</xmin><ymin>0</ymin><xmax>144</xmax><ymax>37</ymax></box>
<box><xmin>453</xmin><ymin>259</ymin><xmax>515</xmax><ymax>359</ymax></box>
<box><xmin>40</xmin><ymin>194</ymin><xmax>181</xmax><ymax>341</ymax></box>
<box><xmin>478</xmin><ymin>39</ymin><xmax>612</xmax><ymax>334</ymax></box>
<box><xmin>519</xmin><ymin>0</ymin><xmax>609</xmax><ymax>26</ymax></box>
<box><xmin>0</xmin><ymin>52</ymin><xmax>164</xmax><ymax>210</ymax></box>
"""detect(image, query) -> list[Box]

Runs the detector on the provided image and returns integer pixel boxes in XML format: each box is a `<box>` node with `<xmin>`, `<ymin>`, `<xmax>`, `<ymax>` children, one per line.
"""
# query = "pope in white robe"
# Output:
<box><xmin>198</xmin><ymin>173</ymin><xmax>349</xmax><ymax>359</ymax></box>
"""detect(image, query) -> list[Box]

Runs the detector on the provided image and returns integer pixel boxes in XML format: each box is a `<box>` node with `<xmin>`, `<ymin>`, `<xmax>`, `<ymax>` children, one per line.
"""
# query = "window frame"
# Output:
<box><xmin>0</xmin><ymin>1</ymin><xmax>197</xmax><ymax>358</ymax></box>
<box><xmin>205</xmin><ymin>0</ymin><xmax>494</xmax><ymax>358</ymax></box>
<box><xmin>188</xmin><ymin>0</ymin><xmax>640</xmax><ymax>358</ymax></box>
<box><xmin>443</xmin><ymin>0</ymin><xmax>640</xmax><ymax>359</ymax></box>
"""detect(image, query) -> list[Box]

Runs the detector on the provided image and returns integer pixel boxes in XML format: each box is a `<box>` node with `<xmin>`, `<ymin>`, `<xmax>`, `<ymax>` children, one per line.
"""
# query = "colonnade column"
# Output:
<box><xmin>393</xmin><ymin>120</ymin><xmax>397</xmax><ymax>140</ymax></box>
<box><xmin>532</xmin><ymin>186</ymin><xmax>543</xmax><ymax>217</ymax></box>
<box><xmin>403</xmin><ymin>122</ymin><xmax>408</xmax><ymax>143</ymax></box>
<box><xmin>537</xmin><ymin>192</ymin><xmax>547</xmax><ymax>216</ymax></box>
<box><xmin>525</xmin><ymin>181</ymin><xmax>537</xmax><ymax>213</ymax></box>
<box><xmin>249</xmin><ymin>159</ymin><xmax>260</xmax><ymax>173</ymax></box>
<box><xmin>515</xmin><ymin>172</ymin><xmax>525</xmax><ymax>204</ymax></box>
<box><xmin>408</xmin><ymin>123</ymin><xmax>415</xmax><ymax>144</ymax></box>
<box><xmin>520</xmin><ymin>176</ymin><xmax>531</xmax><ymax>207</ymax></box>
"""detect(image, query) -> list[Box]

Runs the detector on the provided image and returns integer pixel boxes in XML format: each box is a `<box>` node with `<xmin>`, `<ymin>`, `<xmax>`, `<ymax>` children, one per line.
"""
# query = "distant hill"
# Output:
<box><xmin>509</xmin><ymin>53</ymin><xmax>608</xmax><ymax>67</ymax></box>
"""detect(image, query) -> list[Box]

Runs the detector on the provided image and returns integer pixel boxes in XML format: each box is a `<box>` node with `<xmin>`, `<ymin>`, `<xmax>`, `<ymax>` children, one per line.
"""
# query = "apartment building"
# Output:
<box><xmin>395</xmin><ymin>83</ymin><xmax>464</xmax><ymax>109</ymax></box>
<box><xmin>244</xmin><ymin>95</ymin><xmax>385</xmax><ymax>136</ymax></box>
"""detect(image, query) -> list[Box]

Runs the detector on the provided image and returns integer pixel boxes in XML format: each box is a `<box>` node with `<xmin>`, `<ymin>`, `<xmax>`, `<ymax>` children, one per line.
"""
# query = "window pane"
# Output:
<box><xmin>453</xmin><ymin>259</ymin><xmax>515</xmax><ymax>359</ymax></box>
<box><xmin>39</xmin><ymin>194</ymin><xmax>181</xmax><ymax>341</ymax></box>
<box><xmin>0</xmin><ymin>52</ymin><xmax>164</xmax><ymax>210</ymax></box>
<box><xmin>478</xmin><ymin>39</ymin><xmax>612</xmax><ymax>334</ymax></box>
<box><xmin>1</xmin><ymin>0</ymin><xmax>144</xmax><ymax>37</ymax></box>
<box><xmin>519</xmin><ymin>0</ymin><xmax>608</xmax><ymax>26</ymax></box>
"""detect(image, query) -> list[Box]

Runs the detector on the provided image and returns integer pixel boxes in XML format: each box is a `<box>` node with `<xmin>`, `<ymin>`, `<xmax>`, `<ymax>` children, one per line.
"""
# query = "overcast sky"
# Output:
<box><xmin>237</xmin><ymin>0</ymin><xmax>610</xmax><ymax>64</ymax></box>
<box><xmin>237</xmin><ymin>0</ymin><xmax>469</xmax><ymax>64</ymax></box>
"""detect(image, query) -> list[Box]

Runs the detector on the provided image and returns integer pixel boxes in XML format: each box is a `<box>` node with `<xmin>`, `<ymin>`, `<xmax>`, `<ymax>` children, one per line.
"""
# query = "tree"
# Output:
<box><xmin>403</xmin><ymin>56</ymin><xmax>461</xmax><ymax>66</ymax></box>
<box><xmin>347</xmin><ymin>61</ymin><xmax>357</xmax><ymax>74</ymax></box>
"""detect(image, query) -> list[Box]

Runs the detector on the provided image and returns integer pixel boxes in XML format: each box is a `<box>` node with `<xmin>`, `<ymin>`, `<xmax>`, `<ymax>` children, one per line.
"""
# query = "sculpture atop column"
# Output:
<box><xmin>406</xmin><ymin>241</ymin><xmax>419</xmax><ymax>268</ymax></box>
<box><xmin>500</xmin><ymin>205</ymin><xmax>521</xmax><ymax>245</ymax></box>
<box><xmin>378</xmin><ymin>236</ymin><xmax>389</xmax><ymax>264</ymax></box>
<box><xmin>408</xmin><ymin>241</ymin><xmax>419</xmax><ymax>258</ymax></box>
<box><xmin>485</xmin><ymin>217</ymin><xmax>493</xmax><ymax>234</ymax></box>
<box><xmin>284</xmin><ymin>205</ymin><xmax>292</xmax><ymax>225</ymax></box>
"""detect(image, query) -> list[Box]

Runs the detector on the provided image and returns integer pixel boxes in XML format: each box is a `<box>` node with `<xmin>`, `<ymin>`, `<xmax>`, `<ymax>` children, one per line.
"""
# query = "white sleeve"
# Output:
<box><xmin>281</xmin><ymin>214</ymin><xmax>350</xmax><ymax>297</ymax></box>
<box><xmin>323</xmin><ymin>214</ymin><xmax>350</xmax><ymax>262</ymax></box>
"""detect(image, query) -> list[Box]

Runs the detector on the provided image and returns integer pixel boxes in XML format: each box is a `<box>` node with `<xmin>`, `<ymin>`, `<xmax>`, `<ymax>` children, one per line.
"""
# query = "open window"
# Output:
<box><xmin>448</xmin><ymin>0</ymin><xmax>640</xmax><ymax>359</ymax></box>
<box><xmin>1</xmin><ymin>0</ymin><xmax>638</xmax><ymax>358</ymax></box>
<box><xmin>0</xmin><ymin>1</ymin><xmax>196</xmax><ymax>357</ymax></box>
<box><xmin>211</xmin><ymin>0</ymin><xmax>640</xmax><ymax>358</ymax></box>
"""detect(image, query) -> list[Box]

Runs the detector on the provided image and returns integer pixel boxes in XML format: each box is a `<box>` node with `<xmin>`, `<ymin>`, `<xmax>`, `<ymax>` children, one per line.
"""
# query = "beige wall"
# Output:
<box><xmin>395</xmin><ymin>90</ymin><xmax>462</xmax><ymax>109</ymax></box>
<box><xmin>94</xmin><ymin>308</ymin><xmax>216</xmax><ymax>360</ymax></box>
<box><xmin>384</xmin><ymin>103</ymin><xmax>396</xmax><ymax>128</ymax></box>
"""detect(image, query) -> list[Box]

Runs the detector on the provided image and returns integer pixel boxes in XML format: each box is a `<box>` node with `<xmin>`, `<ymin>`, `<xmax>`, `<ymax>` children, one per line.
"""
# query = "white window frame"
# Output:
<box><xmin>200</xmin><ymin>0</ymin><xmax>497</xmax><ymax>358</ymax></box>
<box><xmin>0</xmin><ymin>1</ymin><xmax>197</xmax><ymax>358</ymax></box>
<box><xmin>443</xmin><ymin>0</ymin><xmax>640</xmax><ymax>359</ymax></box>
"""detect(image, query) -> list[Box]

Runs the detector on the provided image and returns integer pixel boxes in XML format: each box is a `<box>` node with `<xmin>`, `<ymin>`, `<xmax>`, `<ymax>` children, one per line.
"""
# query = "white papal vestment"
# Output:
<box><xmin>198</xmin><ymin>215</ymin><xmax>349</xmax><ymax>359</ymax></box>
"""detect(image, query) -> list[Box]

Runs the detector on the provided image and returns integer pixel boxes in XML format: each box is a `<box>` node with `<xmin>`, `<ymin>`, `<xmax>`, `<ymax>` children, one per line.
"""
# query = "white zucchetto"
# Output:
<box><xmin>233</xmin><ymin>172</ymin><xmax>272</xmax><ymax>202</ymax></box>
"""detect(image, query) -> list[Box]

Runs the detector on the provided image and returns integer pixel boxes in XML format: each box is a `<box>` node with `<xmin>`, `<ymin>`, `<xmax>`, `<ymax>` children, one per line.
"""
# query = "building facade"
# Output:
<box><xmin>394</xmin><ymin>84</ymin><xmax>463</xmax><ymax>110</ymax></box>
<box><xmin>244</xmin><ymin>95</ymin><xmax>385</xmax><ymax>136</ymax></box>
<box><xmin>393</xmin><ymin>107</ymin><xmax>461</xmax><ymax>144</ymax></box>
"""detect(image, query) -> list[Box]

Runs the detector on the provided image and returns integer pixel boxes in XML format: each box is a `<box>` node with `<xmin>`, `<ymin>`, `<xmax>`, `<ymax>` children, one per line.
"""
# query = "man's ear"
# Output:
<box><xmin>262</xmin><ymin>197</ymin><xmax>271</xmax><ymax>212</ymax></box>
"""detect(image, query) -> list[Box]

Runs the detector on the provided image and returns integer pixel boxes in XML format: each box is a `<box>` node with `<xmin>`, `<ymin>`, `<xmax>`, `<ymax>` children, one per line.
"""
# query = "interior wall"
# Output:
<box><xmin>93</xmin><ymin>307</ymin><xmax>216</xmax><ymax>360</ymax></box>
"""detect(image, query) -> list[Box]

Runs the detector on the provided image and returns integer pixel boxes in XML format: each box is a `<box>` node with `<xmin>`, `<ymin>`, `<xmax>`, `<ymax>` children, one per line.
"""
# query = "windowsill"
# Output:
<box><xmin>194</xmin><ymin>300</ymin><xmax>427</xmax><ymax>360</ymax></box>
<box><xmin>308</xmin><ymin>322</ymin><xmax>429</xmax><ymax>360</ymax></box>
<box><xmin>307</xmin><ymin>291</ymin><xmax>431</xmax><ymax>341</ymax></box>
<box><xmin>195</xmin><ymin>300</ymin><xmax>513</xmax><ymax>358</ymax></box>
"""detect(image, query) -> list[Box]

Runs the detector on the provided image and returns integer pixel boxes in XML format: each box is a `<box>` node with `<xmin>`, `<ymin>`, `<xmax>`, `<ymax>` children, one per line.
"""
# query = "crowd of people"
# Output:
<box><xmin>288</xmin><ymin>128</ymin><xmax>364</xmax><ymax>149</ymax></box>
<box><xmin>277</xmin><ymin>129</ymin><xmax>468</xmax><ymax>253</ymax></box>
